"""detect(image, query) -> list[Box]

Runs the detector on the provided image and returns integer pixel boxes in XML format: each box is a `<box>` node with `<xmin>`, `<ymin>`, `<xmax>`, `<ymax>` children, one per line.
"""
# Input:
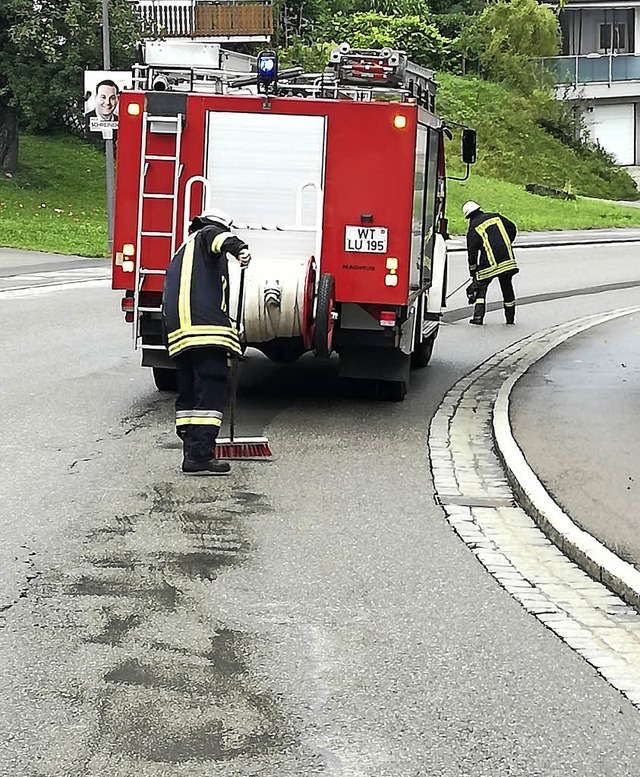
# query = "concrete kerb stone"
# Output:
<box><xmin>492</xmin><ymin>304</ymin><xmax>640</xmax><ymax>614</ymax></box>
<box><xmin>431</xmin><ymin>319</ymin><xmax>640</xmax><ymax>708</ymax></box>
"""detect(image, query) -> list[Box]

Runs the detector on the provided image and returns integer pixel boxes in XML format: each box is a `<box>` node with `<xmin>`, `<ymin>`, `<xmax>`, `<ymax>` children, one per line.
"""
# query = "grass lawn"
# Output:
<box><xmin>1</xmin><ymin>132</ymin><xmax>640</xmax><ymax>256</ymax></box>
<box><xmin>445</xmin><ymin>174</ymin><xmax>640</xmax><ymax>236</ymax></box>
<box><xmin>0</xmin><ymin>134</ymin><xmax>108</xmax><ymax>257</ymax></box>
<box><xmin>438</xmin><ymin>73</ymin><xmax>639</xmax><ymax>203</ymax></box>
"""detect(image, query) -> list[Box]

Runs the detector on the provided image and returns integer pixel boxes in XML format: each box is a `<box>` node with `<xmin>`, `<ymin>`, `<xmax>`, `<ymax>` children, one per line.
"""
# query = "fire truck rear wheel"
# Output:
<box><xmin>153</xmin><ymin>367</ymin><xmax>177</xmax><ymax>392</ymax></box>
<box><xmin>411</xmin><ymin>331</ymin><xmax>435</xmax><ymax>369</ymax></box>
<box><xmin>379</xmin><ymin>379</ymin><xmax>408</xmax><ymax>402</ymax></box>
<box><xmin>314</xmin><ymin>273</ymin><xmax>335</xmax><ymax>359</ymax></box>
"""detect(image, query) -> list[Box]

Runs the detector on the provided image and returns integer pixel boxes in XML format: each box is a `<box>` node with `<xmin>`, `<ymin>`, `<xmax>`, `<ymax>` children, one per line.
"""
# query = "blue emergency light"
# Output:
<box><xmin>257</xmin><ymin>50</ymin><xmax>278</xmax><ymax>93</ymax></box>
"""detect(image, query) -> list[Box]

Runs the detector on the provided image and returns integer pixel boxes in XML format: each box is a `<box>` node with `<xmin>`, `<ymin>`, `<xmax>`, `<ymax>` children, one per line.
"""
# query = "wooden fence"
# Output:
<box><xmin>135</xmin><ymin>1</ymin><xmax>273</xmax><ymax>37</ymax></box>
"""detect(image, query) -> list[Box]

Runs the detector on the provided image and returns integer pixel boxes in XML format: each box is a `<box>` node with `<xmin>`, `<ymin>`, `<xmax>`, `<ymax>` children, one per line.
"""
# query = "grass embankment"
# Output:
<box><xmin>0</xmin><ymin>135</ymin><xmax>107</xmax><ymax>256</ymax></box>
<box><xmin>439</xmin><ymin>73</ymin><xmax>640</xmax><ymax>235</ymax></box>
<box><xmin>2</xmin><ymin>76</ymin><xmax>640</xmax><ymax>255</ymax></box>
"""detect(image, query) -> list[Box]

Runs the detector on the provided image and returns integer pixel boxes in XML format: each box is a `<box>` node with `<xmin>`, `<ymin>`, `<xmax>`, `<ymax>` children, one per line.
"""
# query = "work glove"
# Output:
<box><xmin>237</xmin><ymin>248</ymin><xmax>251</xmax><ymax>267</ymax></box>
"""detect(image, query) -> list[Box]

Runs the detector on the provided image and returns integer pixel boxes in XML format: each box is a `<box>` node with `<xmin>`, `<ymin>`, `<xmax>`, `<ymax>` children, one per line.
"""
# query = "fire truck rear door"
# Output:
<box><xmin>205</xmin><ymin>112</ymin><xmax>326</xmax><ymax>266</ymax></box>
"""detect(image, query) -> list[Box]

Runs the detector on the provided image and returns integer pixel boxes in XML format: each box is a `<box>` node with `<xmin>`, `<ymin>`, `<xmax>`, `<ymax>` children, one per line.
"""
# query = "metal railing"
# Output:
<box><xmin>542</xmin><ymin>52</ymin><xmax>640</xmax><ymax>86</ymax></box>
<box><xmin>133</xmin><ymin>0</ymin><xmax>273</xmax><ymax>37</ymax></box>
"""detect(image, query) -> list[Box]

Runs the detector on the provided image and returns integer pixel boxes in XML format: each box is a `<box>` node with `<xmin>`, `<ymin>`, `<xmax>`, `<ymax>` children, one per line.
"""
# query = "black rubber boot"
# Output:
<box><xmin>182</xmin><ymin>458</ymin><xmax>231</xmax><ymax>476</ymax></box>
<box><xmin>469</xmin><ymin>318</ymin><xmax>483</xmax><ymax>325</ymax></box>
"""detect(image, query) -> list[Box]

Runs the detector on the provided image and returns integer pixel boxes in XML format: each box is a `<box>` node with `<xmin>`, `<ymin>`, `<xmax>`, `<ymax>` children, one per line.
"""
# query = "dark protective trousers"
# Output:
<box><xmin>174</xmin><ymin>347</ymin><xmax>229</xmax><ymax>462</ymax></box>
<box><xmin>473</xmin><ymin>271</ymin><xmax>516</xmax><ymax>323</ymax></box>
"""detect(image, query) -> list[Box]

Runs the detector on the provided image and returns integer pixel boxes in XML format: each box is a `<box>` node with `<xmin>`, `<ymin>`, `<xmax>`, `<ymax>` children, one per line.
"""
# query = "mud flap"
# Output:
<box><xmin>338</xmin><ymin>347</ymin><xmax>411</xmax><ymax>383</ymax></box>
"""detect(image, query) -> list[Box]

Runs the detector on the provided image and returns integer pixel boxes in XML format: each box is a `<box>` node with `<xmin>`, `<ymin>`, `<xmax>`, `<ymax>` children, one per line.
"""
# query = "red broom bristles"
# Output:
<box><xmin>214</xmin><ymin>443</ymin><xmax>273</xmax><ymax>461</ymax></box>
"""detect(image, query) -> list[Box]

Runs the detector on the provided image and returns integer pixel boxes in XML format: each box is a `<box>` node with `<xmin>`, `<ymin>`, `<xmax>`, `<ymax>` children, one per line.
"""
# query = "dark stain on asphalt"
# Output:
<box><xmin>99</xmin><ymin>628</ymin><xmax>290</xmax><ymax>763</ymax></box>
<box><xmin>46</xmin><ymin>480</ymin><xmax>294</xmax><ymax>766</ymax></box>
<box><xmin>0</xmin><ymin>546</ymin><xmax>40</xmax><ymax>615</ymax></box>
<box><xmin>92</xmin><ymin>611</ymin><xmax>143</xmax><ymax>645</ymax></box>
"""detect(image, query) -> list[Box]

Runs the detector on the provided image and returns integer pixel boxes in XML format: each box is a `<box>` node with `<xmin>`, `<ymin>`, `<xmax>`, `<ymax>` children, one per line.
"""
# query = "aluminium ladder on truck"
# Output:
<box><xmin>132</xmin><ymin>112</ymin><xmax>183</xmax><ymax>355</ymax></box>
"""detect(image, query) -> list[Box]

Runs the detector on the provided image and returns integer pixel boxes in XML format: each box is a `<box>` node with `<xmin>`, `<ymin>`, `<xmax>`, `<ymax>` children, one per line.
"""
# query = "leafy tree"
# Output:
<box><xmin>0</xmin><ymin>1</ymin><xmax>20</xmax><ymax>172</ymax></box>
<box><xmin>0</xmin><ymin>0</ymin><xmax>143</xmax><ymax>169</ymax></box>
<box><xmin>459</xmin><ymin>0</ymin><xmax>561</xmax><ymax>91</ymax></box>
<box><xmin>278</xmin><ymin>37</ymin><xmax>337</xmax><ymax>70</ymax></box>
<box><xmin>321</xmin><ymin>12</ymin><xmax>452</xmax><ymax>70</ymax></box>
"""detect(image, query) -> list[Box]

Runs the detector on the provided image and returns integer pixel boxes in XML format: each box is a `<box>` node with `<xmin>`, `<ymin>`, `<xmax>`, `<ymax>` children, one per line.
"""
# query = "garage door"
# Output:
<box><xmin>584</xmin><ymin>104</ymin><xmax>635</xmax><ymax>165</ymax></box>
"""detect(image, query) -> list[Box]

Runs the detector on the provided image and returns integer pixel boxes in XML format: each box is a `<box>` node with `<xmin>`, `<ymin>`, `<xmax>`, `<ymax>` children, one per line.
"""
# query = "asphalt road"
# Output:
<box><xmin>1</xmin><ymin>243</ymin><xmax>640</xmax><ymax>776</ymax></box>
<box><xmin>511</xmin><ymin>310</ymin><xmax>640</xmax><ymax>569</ymax></box>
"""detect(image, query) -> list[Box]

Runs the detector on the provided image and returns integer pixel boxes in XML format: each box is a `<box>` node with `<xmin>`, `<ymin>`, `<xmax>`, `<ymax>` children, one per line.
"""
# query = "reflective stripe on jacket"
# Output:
<box><xmin>466</xmin><ymin>212</ymin><xmax>518</xmax><ymax>281</ymax></box>
<box><xmin>162</xmin><ymin>224</ymin><xmax>247</xmax><ymax>357</ymax></box>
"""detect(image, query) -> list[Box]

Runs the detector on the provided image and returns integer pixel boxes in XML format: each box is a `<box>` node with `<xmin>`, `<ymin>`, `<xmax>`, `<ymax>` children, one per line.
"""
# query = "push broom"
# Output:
<box><xmin>214</xmin><ymin>265</ymin><xmax>272</xmax><ymax>461</ymax></box>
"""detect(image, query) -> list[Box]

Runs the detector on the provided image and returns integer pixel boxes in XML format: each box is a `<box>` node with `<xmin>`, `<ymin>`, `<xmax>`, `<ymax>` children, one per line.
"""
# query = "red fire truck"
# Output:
<box><xmin>112</xmin><ymin>43</ymin><xmax>476</xmax><ymax>400</ymax></box>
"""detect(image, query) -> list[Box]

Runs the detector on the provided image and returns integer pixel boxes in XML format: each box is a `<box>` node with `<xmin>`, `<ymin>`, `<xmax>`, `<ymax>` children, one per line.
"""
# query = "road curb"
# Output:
<box><xmin>492</xmin><ymin>305</ymin><xmax>640</xmax><ymax>613</ymax></box>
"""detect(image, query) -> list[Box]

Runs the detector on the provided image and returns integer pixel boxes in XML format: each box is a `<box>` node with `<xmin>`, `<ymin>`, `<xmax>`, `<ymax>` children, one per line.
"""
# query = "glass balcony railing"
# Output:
<box><xmin>542</xmin><ymin>53</ymin><xmax>640</xmax><ymax>85</ymax></box>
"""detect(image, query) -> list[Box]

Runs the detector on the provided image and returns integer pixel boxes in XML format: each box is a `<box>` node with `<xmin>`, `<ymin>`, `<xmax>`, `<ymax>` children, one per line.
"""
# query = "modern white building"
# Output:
<box><xmin>543</xmin><ymin>0</ymin><xmax>640</xmax><ymax>165</ymax></box>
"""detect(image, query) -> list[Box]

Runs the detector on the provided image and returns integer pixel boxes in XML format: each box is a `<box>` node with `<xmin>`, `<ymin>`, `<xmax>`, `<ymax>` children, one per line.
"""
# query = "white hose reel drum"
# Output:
<box><xmin>229</xmin><ymin>255</ymin><xmax>316</xmax><ymax>359</ymax></box>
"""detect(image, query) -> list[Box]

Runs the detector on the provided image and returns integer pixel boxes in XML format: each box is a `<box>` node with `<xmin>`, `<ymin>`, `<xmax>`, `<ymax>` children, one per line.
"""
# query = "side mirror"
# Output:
<box><xmin>462</xmin><ymin>128</ymin><xmax>477</xmax><ymax>165</ymax></box>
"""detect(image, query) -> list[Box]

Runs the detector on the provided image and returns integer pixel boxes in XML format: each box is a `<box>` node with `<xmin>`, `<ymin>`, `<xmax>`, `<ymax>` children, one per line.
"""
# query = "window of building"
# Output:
<box><xmin>599</xmin><ymin>23</ymin><xmax>628</xmax><ymax>52</ymax></box>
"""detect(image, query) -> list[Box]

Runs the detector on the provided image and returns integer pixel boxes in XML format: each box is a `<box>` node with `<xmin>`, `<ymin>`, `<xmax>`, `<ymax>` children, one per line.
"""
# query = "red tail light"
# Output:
<box><xmin>379</xmin><ymin>310</ymin><xmax>396</xmax><ymax>327</ymax></box>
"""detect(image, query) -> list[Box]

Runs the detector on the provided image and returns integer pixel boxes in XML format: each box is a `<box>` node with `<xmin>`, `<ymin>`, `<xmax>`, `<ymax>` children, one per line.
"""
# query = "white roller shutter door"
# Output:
<box><xmin>584</xmin><ymin>104</ymin><xmax>635</xmax><ymax>165</ymax></box>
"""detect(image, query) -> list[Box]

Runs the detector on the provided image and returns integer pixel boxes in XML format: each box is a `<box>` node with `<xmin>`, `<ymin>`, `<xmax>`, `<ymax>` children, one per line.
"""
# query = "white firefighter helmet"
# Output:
<box><xmin>462</xmin><ymin>200</ymin><xmax>481</xmax><ymax>219</ymax></box>
<box><xmin>196</xmin><ymin>207</ymin><xmax>234</xmax><ymax>229</ymax></box>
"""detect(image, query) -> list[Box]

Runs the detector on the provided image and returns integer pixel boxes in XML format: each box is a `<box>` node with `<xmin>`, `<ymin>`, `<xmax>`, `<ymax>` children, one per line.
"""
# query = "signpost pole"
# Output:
<box><xmin>101</xmin><ymin>0</ymin><xmax>115</xmax><ymax>254</ymax></box>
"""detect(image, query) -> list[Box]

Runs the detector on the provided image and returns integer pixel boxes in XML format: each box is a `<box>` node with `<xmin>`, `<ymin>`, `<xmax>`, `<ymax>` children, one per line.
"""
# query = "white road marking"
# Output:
<box><xmin>0</xmin><ymin>279</ymin><xmax>110</xmax><ymax>299</ymax></box>
<box><xmin>0</xmin><ymin>266</ymin><xmax>111</xmax><ymax>299</ymax></box>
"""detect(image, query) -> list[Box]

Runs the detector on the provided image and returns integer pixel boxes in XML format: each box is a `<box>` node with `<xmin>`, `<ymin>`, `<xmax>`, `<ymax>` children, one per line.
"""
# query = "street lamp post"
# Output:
<box><xmin>101</xmin><ymin>0</ymin><xmax>115</xmax><ymax>254</ymax></box>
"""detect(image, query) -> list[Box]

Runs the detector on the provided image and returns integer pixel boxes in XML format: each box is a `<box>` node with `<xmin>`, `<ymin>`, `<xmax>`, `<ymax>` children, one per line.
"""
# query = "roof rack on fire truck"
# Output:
<box><xmin>132</xmin><ymin>40</ymin><xmax>437</xmax><ymax>110</ymax></box>
<box><xmin>323</xmin><ymin>42</ymin><xmax>436</xmax><ymax>110</ymax></box>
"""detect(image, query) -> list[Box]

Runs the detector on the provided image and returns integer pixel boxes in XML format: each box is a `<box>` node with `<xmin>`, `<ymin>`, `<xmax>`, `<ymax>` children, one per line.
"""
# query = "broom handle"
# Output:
<box><xmin>229</xmin><ymin>265</ymin><xmax>246</xmax><ymax>444</ymax></box>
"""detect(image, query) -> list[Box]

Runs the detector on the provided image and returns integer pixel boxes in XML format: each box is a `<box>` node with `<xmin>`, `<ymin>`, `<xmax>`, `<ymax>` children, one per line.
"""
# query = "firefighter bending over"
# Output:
<box><xmin>163</xmin><ymin>208</ymin><xmax>251</xmax><ymax>475</ymax></box>
<box><xmin>463</xmin><ymin>200</ymin><xmax>518</xmax><ymax>326</ymax></box>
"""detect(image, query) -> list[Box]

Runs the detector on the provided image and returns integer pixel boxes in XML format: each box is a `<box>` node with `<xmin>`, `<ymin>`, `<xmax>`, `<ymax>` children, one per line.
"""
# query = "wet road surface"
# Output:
<box><xmin>1</xmin><ymin>246</ymin><xmax>640</xmax><ymax>775</ymax></box>
<box><xmin>511</xmin><ymin>310</ymin><xmax>640</xmax><ymax>569</ymax></box>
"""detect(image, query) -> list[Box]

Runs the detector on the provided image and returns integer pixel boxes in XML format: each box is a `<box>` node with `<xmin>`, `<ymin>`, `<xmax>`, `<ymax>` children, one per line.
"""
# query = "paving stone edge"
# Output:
<box><xmin>493</xmin><ymin>305</ymin><xmax>640</xmax><ymax>613</ymax></box>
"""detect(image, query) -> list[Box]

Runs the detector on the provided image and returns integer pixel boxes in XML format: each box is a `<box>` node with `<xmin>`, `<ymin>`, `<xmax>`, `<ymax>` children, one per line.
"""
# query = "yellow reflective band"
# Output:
<box><xmin>168</xmin><ymin>332</ymin><xmax>240</xmax><ymax>349</ymax></box>
<box><xmin>504</xmin><ymin>300</ymin><xmax>516</xmax><ymax>307</ymax></box>
<box><xmin>475</xmin><ymin>216</ymin><xmax>499</xmax><ymax>268</ymax></box>
<box><xmin>168</xmin><ymin>334</ymin><xmax>241</xmax><ymax>357</ymax></box>
<box><xmin>176</xmin><ymin>410</ymin><xmax>223</xmax><ymax>420</ymax></box>
<box><xmin>475</xmin><ymin>216</ymin><xmax>514</xmax><ymax>269</ymax></box>
<box><xmin>176</xmin><ymin>417</ymin><xmax>222</xmax><ymax>427</ymax></box>
<box><xmin>211</xmin><ymin>232</ymin><xmax>234</xmax><ymax>253</ymax></box>
<box><xmin>168</xmin><ymin>324</ymin><xmax>238</xmax><ymax>342</ymax></box>
<box><xmin>180</xmin><ymin>335</ymin><xmax>240</xmax><ymax>349</ymax></box>
<box><xmin>178</xmin><ymin>239</ymin><xmax>195</xmax><ymax>329</ymax></box>
<box><xmin>476</xmin><ymin>259</ymin><xmax>518</xmax><ymax>281</ymax></box>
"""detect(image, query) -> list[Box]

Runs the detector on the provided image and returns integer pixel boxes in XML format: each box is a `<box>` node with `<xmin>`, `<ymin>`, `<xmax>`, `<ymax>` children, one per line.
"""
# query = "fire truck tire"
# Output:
<box><xmin>411</xmin><ymin>331</ymin><xmax>435</xmax><ymax>369</ymax></box>
<box><xmin>152</xmin><ymin>367</ymin><xmax>177</xmax><ymax>392</ymax></box>
<box><xmin>314</xmin><ymin>273</ymin><xmax>335</xmax><ymax>359</ymax></box>
<box><xmin>379</xmin><ymin>379</ymin><xmax>408</xmax><ymax>402</ymax></box>
<box><xmin>261</xmin><ymin>338</ymin><xmax>305</xmax><ymax>363</ymax></box>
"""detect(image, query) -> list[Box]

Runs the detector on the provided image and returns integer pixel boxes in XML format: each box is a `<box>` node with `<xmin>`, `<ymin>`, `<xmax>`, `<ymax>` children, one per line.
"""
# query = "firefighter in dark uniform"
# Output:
<box><xmin>463</xmin><ymin>200</ymin><xmax>518</xmax><ymax>326</ymax></box>
<box><xmin>163</xmin><ymin>208</ymin><xmax>251</xmax><ymax>475</ymax></box>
